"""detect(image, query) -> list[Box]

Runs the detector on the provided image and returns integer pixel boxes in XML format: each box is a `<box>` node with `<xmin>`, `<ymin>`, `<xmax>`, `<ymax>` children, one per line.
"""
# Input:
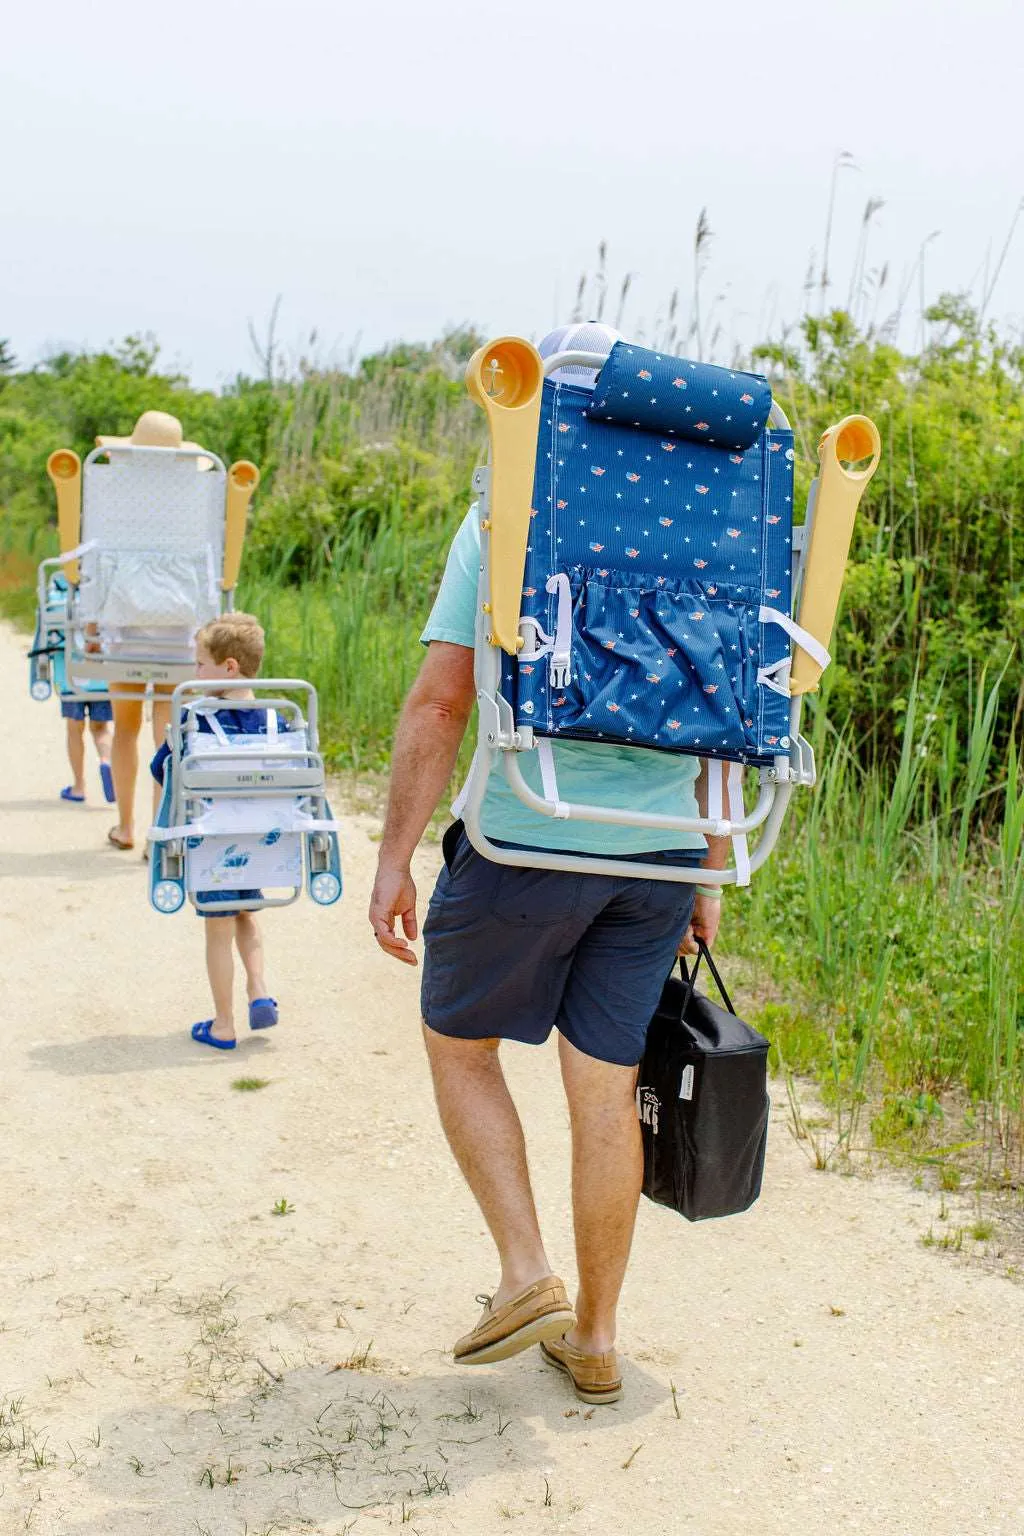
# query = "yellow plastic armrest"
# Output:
<box><xmin>47</xmin><ymin>449</ymin><xmax>83</xmax><ymax>584</ymax></box>
<box><xmin>790</xmin><ymin>416</ymin><xmax>881</xmax><ymax>695</ymax></box>
<box><xmin>222</xmin><ymin>460</ymin><xmax>260</xmax><ymax>590</ymax></box>
<box><xmin>466</xmin><ymin>338</ymin><xmax>544</xmax><ymax>654</ymax></box>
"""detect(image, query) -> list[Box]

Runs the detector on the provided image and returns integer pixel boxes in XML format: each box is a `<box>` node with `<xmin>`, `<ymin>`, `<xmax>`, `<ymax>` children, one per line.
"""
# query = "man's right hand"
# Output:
<box><xmin>369</xmin><ymin>859</ymin><xmax>420</xmax><ymax>966</ymax></box>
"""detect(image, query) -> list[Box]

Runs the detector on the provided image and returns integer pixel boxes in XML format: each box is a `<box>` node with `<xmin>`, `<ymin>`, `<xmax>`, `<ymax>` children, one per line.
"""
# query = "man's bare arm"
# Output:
<box><xmin>695</xmin><ymin>758</ymin><xmax>729</xmax><ymax>874</ymax></box>
<box><xmin>681</xmin><ymin>758</ymin><xmax>729</xmax><ymax>953</ymax></box>
<box><xmin>369</xmin><ymin>642</ymin><xmax>476</xmax><ymax>965</ymax></box>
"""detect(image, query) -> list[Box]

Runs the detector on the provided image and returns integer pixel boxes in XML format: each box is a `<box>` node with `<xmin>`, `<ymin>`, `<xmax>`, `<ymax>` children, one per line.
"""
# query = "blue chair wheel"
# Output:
<box><xmin>310</xmin><ymin>871</ymin><xmax>341</xmax><ymax>906</ymax></box>
<box><xmin>152</xmin><ymin>879</ymin><xmax>185</xmax><ymax>914</ymax></box>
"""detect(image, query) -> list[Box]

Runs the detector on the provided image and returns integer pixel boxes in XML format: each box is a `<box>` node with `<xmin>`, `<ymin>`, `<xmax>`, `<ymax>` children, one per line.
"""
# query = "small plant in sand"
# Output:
<box><xmin>232</xmin><ymin>1077</ymin><xmax>270</xmax><ymax>1092</ymax></box>
<box><xmin>271</xmin><ymin>1198</ymin><xmax>294</xmax><ymax>1216</ymax></box>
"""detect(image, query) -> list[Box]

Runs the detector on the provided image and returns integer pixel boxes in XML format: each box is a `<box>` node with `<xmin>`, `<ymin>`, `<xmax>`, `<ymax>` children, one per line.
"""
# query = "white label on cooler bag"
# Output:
<box><xmin>679</xmin><ymin>1064</ymin><xmax>695</xmax><ymax>1102</ymax></box>
<box><xmin>636</xmin><ymin>1087</ymin><xmax>660</xmax><ymax>1136</ymax></box>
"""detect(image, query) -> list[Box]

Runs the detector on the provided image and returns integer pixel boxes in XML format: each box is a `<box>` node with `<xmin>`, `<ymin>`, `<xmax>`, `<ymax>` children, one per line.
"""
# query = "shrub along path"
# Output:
<box><xmin>1</xmin><ymin>621</ymin><xmax>1021</xmax><ymax>1536</ymax></box>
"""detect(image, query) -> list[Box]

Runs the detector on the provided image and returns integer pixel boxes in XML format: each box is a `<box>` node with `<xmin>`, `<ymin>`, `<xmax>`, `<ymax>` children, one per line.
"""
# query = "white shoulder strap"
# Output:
<box><xmin>197</xmin><ymin>709</ymin><xmax>231</xmax><ymax>746</ymax></box>
<box><xmin>537</xmin><ymin>737</ymin><xmax>571</xmax><ymax>819</ymax></box>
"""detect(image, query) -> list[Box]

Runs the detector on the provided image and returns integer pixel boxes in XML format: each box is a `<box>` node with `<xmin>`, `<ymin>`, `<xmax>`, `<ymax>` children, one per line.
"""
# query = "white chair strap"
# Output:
<box><xmin>728</xmin><ymin>760</ymin><xmax>751</xmax><ymax>886</ymax></box>
<box><xmin>150</xmin><ymin>815</ymin><xmax>338</xmax><ymax>842</ymax></box>
<box><xmin>707</xmin><ymin>758</ymin><xmax>724</xmax><ymax>826</ymax></box>
<box><xmin>537</xmin><ymin>737</ymin><xmax>571</xmax><ymax>819</ymax></box>
<box><xmin>705</xmin><ymin>760</ymin><xmax>750</xmax><ymax>885</ymax></box>
<box><xmin>759</xmin><ymin>606</ymin><xmax>831</xmax><ymax>673</ymax></box>
<box><xmin>195</xmin><ymin>706</ymin><xmax>279</xmax><ymax>746</ymax></box>
<box><xmin>198</xmin><ymin>709</ymin><xmax>230</xmax><ymax>746</ymax></box>
<box><xmin>756</xmin><ymin>656</ymin><xmax>793</xmax><ymax>699</ymax></box>
<box><xmin>450</xmin><ymin>751</ymin><xmax>475</xmax><ymax>819</ymax></box>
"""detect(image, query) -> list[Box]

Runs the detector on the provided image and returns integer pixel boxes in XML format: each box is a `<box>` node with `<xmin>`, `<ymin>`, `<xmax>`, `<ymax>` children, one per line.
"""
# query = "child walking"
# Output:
<box><xmin>151</xmin><ymin>612</ymin><xmax>278</xmax><ymax>1050</ymax></box>
<box><xmin>46</xmin><ymin>574</ymin><xmax>116</xmax><ymax>805</ymax></box>
<box><xmin>61</xmin><ymin>695</ymin><xmax>115</xmax><ymax>805</ymax></box>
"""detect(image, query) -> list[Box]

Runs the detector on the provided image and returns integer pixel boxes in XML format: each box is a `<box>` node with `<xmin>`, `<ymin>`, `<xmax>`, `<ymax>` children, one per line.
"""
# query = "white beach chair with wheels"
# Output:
<box><xmin>148</xmin><ymin>679</ymin><xmax>342</xmax><ymax>915</ymax></box>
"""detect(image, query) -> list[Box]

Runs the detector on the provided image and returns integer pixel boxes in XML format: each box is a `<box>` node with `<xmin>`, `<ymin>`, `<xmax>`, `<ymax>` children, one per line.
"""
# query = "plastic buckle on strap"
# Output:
<box><xmin>545</xmin><ymin>573</ymin><xmax>572</xmax><ymax>689</ymax></box>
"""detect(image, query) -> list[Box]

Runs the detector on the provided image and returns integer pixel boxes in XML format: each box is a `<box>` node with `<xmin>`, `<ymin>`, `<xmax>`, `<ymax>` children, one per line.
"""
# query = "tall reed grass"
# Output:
<box><xmin>738</xmin><ymin>671</ymin><xmax>1024</xmax><ymax>1179</ymax></box>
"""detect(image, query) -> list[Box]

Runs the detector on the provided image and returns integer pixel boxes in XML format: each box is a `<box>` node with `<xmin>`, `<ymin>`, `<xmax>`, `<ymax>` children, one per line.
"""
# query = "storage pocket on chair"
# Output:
<box><xmin>184</xmin><ymin>798</ymin><xmax>306</xmax><ymax>891</ymax></box>
<box><xmin>551</xmin><ymin>567</ymin><xmax>760</xmax><ymax>757</ymax></box>
<box><xmin>88</xmin><ymin>548</ymin><xmax>218</xmax><ymax>627</ymax></box>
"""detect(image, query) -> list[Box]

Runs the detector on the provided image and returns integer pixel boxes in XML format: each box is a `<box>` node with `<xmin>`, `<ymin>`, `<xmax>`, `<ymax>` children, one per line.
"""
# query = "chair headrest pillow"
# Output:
<box><xmin>585</xmin><ymin>342</ymin><xmax>772</xmax><ymax>451</ymax></box>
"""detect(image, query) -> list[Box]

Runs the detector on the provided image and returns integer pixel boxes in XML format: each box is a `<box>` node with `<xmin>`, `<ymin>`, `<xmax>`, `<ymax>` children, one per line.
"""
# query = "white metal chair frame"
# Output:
<box><xmin>151</xmin><ymin>678</ymin><xmax>340</xmax><ymax>914</ymax></box>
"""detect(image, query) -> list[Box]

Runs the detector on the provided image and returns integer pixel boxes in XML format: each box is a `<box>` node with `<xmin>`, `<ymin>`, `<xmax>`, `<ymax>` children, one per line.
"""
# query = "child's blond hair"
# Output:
<box><xmin>196</xmin><ymin>612</ymin><xmax>265</xmax><ymax>677</ymax></box>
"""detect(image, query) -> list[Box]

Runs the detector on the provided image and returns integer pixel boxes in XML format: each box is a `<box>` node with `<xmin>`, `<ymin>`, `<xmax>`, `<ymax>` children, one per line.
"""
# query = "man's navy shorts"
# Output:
<box><xmin>61</xmin><ymin>697</ymin><xmax>113</xmax><ymax>723</ymax></box>
<box><xmin>421</xmin><ymin>826</ymin><xmax>701</xmax><ymax>1067</ymax></box>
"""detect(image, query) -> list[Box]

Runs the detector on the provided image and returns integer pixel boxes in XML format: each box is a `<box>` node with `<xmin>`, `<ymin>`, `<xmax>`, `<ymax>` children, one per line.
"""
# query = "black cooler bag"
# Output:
<box><xmin>637</xmin><ymin>941</ymin><xmax>770</xmax><ymax>1222</ymax></box>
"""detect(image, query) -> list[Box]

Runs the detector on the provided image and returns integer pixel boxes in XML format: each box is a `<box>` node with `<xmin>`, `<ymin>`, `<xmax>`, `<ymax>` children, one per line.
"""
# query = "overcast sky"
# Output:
<box><xmin>2</xmin><ymin>0</ymin><xmax>1021</xmax><ymax>387</ymax></box>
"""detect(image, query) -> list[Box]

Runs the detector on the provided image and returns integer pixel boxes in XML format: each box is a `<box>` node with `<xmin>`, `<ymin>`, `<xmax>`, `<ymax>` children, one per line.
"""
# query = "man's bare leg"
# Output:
<box><xmin>558</xmin><ymin>1034</ymin><xmax>643</xmax><ymax>1354</ymax></box>
<box><xmin>423</xmin><ymin>1026</ymin><xmax>553</xmax><ymax>1303</ymax></box>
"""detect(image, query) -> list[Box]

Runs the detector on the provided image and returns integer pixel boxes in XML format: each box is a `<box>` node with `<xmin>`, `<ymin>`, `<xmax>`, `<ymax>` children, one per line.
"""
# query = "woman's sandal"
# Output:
<box><xmin>60</xmin><ymin>786</ymin><xmax>85</xmax><ymax>803</ymax></box>
<box><xmin>191</xmin><ymin>1020</ymin><xmax>237</xmax><ymax>1051</ymax></box>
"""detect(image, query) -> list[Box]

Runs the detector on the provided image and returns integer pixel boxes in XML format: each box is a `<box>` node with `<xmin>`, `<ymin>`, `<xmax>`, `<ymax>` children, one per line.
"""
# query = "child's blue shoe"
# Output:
<box><xmin>191</xmin><ymin>1019</ymin><xmax>237</xmax><ymax>1050</ymax></box>
<box><xmin>100</xmin><ymin>762</ymin><xmax>115</xmax><ymax>803</ymax></box>
<box><xmin>248</xmin><ymin>997</ymin><xmax>278</xmax><ymax>1030</ymax></box>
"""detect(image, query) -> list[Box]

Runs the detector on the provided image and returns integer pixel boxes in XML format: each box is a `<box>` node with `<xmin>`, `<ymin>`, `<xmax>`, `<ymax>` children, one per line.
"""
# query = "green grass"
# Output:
<box><xmin>231</xmin><ymin>1077</ymin><xmax>270</xmax><ymax>1092</ymax></box>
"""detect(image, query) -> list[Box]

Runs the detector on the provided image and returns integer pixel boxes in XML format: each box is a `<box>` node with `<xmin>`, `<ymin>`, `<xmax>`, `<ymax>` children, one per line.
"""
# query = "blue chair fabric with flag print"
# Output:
<box><xmin>510</xmin><ymin>345</ymin><xmax>795</xmax><ymax>765</ymax></box>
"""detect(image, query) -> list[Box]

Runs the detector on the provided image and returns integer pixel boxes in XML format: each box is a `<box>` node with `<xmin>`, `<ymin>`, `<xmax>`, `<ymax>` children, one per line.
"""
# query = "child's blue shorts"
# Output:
<box><xmin>61</xmin><ymin>698</ymin><xmax>113</xmax><ymax>723</ymax></box>
<box><xmin>197</xmin><ymin>889</ymin><xmax>262</xmax><ymax>918</ymax></box>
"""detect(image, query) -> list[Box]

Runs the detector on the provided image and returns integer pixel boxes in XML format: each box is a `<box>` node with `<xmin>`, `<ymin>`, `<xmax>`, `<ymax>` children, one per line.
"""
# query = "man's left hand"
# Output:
<box><xmin>679</xmin><ymin>893</ymin><xmax>721</xmax><ymax>955</ymax></box>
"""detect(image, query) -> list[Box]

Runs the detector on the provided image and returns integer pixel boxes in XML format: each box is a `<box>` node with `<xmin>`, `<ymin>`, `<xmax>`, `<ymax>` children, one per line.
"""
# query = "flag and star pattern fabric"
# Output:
<box><xmin>504</xmin><ymin>344</ymin><xmax>796</xmax><ymax>765</ymax></box>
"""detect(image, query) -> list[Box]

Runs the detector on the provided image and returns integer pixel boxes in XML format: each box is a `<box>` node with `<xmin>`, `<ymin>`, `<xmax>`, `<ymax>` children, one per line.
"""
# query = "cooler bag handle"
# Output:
<box><xmin>678</xmin><ymin>939</ymin><xmax>736</xmax><ymax>1017</ymax></box>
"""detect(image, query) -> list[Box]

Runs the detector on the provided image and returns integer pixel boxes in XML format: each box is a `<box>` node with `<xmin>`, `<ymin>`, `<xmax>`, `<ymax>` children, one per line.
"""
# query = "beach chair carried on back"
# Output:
<box><xmin>28</xmin><ymin>572</ymin><xmax>108</xmax><ymax>704</ymax></box>
<box><xmin>147</xmin><ymin>679</ymin><xmax>343</xmax><ymax>915</ymax></box>
<box><xmin>32</xmin><ymin>411</ymin><xmax>259</xmax><ymax>701</ymax></box>
<box><xmin>458</xmin><ymin>337</ymin><xmax>881</xmax><ymax>885</ymax></box>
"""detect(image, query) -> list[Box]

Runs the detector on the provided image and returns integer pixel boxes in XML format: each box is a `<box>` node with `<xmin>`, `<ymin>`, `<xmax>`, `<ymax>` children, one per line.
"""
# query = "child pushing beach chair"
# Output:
<box><xmin>457</xmin><ymin>334</ymin><xmax>881</xmax><ymax>886</ymax></box>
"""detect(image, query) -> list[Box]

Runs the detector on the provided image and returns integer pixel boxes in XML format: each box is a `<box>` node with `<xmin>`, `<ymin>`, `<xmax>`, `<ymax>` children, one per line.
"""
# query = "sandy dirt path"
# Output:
<box><xmin>0</xmin><ymin>617</ymin><xmax>1022</xmax><ymax>1536</ymax></box>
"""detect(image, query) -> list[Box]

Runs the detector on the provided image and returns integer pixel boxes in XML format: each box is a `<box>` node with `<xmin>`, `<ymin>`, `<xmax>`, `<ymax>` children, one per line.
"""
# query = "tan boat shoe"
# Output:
<box><xmin>540</xmin><ymin>1334</ymin><xmax>623</xmax><ymax>1404</ymax></box>
<box><xmin>453</xmin><ymin>1275</ymin><xmax>576</xmax><ymax>1366</ymax></box>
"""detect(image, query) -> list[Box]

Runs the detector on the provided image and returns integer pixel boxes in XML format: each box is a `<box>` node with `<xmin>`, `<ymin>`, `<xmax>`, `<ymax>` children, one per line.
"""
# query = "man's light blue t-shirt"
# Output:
<box><xmin>421</xmin><ymin>510</ymin><xmax>704</xmax><ymax>855</ymax></box>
